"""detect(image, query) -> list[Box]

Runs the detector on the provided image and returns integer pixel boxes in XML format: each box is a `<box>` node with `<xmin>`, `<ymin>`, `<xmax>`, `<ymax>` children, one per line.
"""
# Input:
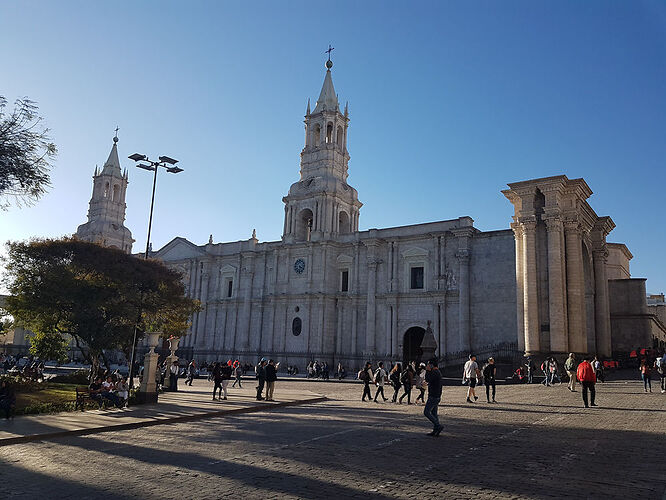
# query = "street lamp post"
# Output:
<box><xmin>127</xmin><ymin>152</ymin><xmax>183</xmax><ymax>388</ymax></box>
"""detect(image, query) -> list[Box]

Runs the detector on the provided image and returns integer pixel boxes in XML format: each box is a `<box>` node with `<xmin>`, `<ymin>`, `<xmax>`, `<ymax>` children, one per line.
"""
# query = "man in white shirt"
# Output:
<box><xmin>373</xmin><ymin>362</ymin><xmax>388</xmax><ymax>402</ymax></box>
<box><xmin>463</xmin><ymin>354</ymin><xmax>481</xmax><ymax>403</ymax></box>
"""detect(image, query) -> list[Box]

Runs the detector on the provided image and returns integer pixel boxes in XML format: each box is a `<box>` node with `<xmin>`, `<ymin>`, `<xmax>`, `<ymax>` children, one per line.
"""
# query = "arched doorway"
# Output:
<box><xmin>403</xmin><ymin>327</ymin><xmax>425</xmax><ymax>365</ymax></box>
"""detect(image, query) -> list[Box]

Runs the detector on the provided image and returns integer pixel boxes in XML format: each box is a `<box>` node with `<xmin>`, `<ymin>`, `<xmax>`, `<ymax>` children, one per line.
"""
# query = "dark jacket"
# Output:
<box><xmin>256</xmin><ymin>364</ymin><xmax>267</xmax><ymax>381</ymax></box>
<box><xmin>425</xmin><ymin>368</ymin><xmax>443</xmax><ymax>398</ymax></box>
<box><xmin>482</xmin><ymin>363</ymin><xmax>496</xmax><ymax>381</ymax></box>
<box><xmin>265</xmin><ymin>364</ymin><xmax>277</xmax><ymax>382</ymax></box>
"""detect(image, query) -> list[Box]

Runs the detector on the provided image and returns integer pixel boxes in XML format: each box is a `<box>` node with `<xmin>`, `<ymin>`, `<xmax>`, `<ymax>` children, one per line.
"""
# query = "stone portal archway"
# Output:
<box><xmin>403</xmin><ymin>327</ymin><xmax>425</xmax><ymax>365</ymax></box>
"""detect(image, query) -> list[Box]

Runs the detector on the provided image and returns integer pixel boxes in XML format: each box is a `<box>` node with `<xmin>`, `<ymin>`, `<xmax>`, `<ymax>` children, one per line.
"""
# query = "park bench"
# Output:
<box><xmin>75</xmin><ymin>386</ymin><xmax>105</xmax><ymax>411</ymax></box>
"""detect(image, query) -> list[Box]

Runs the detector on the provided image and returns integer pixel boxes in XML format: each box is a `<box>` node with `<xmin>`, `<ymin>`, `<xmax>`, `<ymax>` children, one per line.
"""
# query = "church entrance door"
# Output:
<box><xmin>403</xmin><ymin>327</ymin><xmax>425</xmax><ymax>365</ymax></box>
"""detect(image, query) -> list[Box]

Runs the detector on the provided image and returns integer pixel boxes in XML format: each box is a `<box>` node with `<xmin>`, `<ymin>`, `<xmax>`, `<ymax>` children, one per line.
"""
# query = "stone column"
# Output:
<box><xmin>593</xmin><ymin>247</ymin><xmax>612</xmax><ymax>357</ymax></box>
<box><xmin>564</xmin><ymin>220</ymin><xmax>586</xmax><ymax>353</ymax></box>
<box><xmin>521</xmin><ymin>219</ymin><xmax>540</xmax><ymax>355</ymax></box>
<box><xmin>365</xmin><ymin>260</ymin><xmax>378</xmax><ymax>356</ymax></box>
<box><xmin>456</xmin><ymin>249</ymin><xmax>470</xmax><ymax>352</ymax></box>
<box><xmin>544</xmin><ymin>216</ymin><xmax>568</xmax><ymax>353</ymax></box>
<box><xmin>239</xmin><ymin>255</ymin><xmax>255</xmax><ymax>350</ymax></box>
<box><xmin>511</xmin><ymin>223</ymin><xmax>525</xmax><ymax>352</ymax></box>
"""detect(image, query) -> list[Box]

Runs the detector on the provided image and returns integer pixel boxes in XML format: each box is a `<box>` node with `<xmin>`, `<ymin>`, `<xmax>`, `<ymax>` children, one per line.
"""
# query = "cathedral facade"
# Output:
<box><xmin>74</xmin><ymin>61</ymin><xmax>663</xmax><ymax>368</ymax></box>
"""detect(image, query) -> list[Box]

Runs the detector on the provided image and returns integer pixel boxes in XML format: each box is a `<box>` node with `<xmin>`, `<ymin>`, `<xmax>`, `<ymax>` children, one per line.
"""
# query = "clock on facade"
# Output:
<box><xmin>294</xmin><ymin>258</ymin><xmax>305</xmax><ymax>274</ymax></box>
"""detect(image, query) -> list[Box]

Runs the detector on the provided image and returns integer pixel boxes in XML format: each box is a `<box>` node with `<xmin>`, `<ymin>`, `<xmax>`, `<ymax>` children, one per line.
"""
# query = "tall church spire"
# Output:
<box><xmin>76</xmin><ymin>133</ymin><xmax>134</xmax><ymax>253</ymax></box>
<box><xmin>282</xmin><ymin>54</ymin><xmax>362</xmax><ymax>243</ymax></box>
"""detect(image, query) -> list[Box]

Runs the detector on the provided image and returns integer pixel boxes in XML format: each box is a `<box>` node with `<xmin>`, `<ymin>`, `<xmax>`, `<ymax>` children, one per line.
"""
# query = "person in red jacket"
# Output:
<box><xmin>577</xmin><ymin>357</ymin><xmax>598</xmax><ymax>408</ymax></box>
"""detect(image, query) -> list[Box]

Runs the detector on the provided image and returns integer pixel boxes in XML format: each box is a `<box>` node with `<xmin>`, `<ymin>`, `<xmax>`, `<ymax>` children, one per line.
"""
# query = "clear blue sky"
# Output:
<box><xmin>1</xmin><ymin>1</ymin><xmax>665</xmax><ymax>293</ymax></box>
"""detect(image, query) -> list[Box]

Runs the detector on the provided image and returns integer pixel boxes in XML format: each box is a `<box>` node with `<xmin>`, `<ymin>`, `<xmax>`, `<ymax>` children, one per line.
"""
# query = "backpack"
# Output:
<box><xmin>358</xmin><ymin>369</ymin><xmax>369</xmax><ymax>382</ymax></box>
<box><xmin>400</xmin><ymin>370</ymin><xmax>411</xmax><ymax>385</ymax></box>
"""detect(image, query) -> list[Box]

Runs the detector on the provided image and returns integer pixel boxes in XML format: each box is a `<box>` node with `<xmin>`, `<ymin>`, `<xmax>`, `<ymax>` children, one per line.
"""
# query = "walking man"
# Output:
<box><xmin>565</xmin><ymin>353</ymin><xmax>578</xmax><ymax>392</ymax></box>
<box><xmin>212</xmin><ymin>362</ymin><xmax>223</xmax><ymax>400</ymax></box>
<box><xmin>373</xmin><ymin>362</ymin><xmax>388</xmax><ymax>402</ymax></box>
<box><xmin>265</xmin><ymin>359</ymin><xmax>277</xmax><ymax>401</ymax></box>
<box><xmin>359</xmin><ymin>362</ymin><xmax>373</xmax><ymax>402</ymax></box>
<box><xmin>256</xmin><ymin>358</ymin><xmax>267</xmax><ymax>401</ymax></box>
<box><xmin>186</xmin><ymin>359</ymin><xmax>196</xmax><ymax>386</ymax></box>
<box><xmin>424</xmin><ymin>358</ymin><xmax>443</xmax><ymax>436</ymax></box>
<box><xmin>463</xmin><ymin>354</ymin><xmax>481</xmax><ymax>403</ymax></box>
<box><xmin>577</xmin><ymin>356</ymin><xmax>598</xmax><ymax>408</ymax></box>
<box><xmin>482</xmin><ymin>357</ymin><xmax>497</xmax><ymax>403</ymax></box>
<box><xmin>232</xmin><ymin>361</ymin><xmax>243</xmax><ymax>388</ymax></box>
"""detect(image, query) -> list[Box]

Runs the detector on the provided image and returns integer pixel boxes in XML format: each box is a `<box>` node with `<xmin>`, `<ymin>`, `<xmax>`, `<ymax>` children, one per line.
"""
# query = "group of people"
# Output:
<box><xmin>357</xmin><ymin>360</ymin><xmax>428</xmax><ymax>405</ymax></box>
<box><xmin>306</xmin><ymin>360</ymin><xmax>330</xmax><ymax>380</ymax></box>
<box><xmin>88</xmin><ymin>374</ymin><xmax>129</xmax><ymax>409</ymax></box>
<box><xmin>255</xmin><ymin>358</ymin><xmax>278</xmax><ymax>401</ymax></box>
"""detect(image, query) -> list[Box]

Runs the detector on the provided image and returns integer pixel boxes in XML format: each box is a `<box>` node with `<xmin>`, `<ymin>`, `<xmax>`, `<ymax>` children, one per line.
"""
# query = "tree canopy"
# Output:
<box><xmin>0</xmin><ymin>96</ymin><xmax>57</xmax><ymax>209</ymax></box>
<box><xmin>2</xmin><ymin>238</ymin><xmax>200</xmax><ymax>375</ymax></box>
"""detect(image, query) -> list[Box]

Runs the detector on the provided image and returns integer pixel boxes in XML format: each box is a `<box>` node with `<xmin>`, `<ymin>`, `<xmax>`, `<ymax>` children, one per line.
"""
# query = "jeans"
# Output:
<box><xmin>485</xmin><ymin>380</ymin><xmax>496</xmax><ymax>401</ymax></box>
<box><xmin>424</xmin><ymin>396</ymin><xmax>441</xmax><ymax>430</ymax></box>
<box><xmin>581</xmin><ymin>381</ymin><xmax>596</xmax><ymax>407</ymax></box>
<box><xmin>232</xmin><ymin>375</ymin><xmax>242</xmax><ymax>388</ymax></box>
<box><xmin>399</xmin><ymin>386</ymin><xmax>412</xmax><ymax>404</ymax></box>
<box><xmin>391</xmin><ymin>383</ymin><xmax>401</xmax><ymax>402</ymax></box>
<box><xmin>374</xmin><ymin>386</ymin><xmax>386</xmax><ymax>401</ymax></box>
<box><xmin>256</xmin><ymin>379</ymin><xmax>265</xmax><ymax>399</ymax></box>
<box><xmin>266</xmin><ymin>381</ymin><xmax>275</xmax><ymax>400</ymax></box>
<box><xmin>416</xmin><ymin>387</ymin><xmax>425</xmax><ymax>402</ymax></box>
<box><xmin>213</xmin><ymin>380</ymin><xmax>223</xmax><ymax>398</ymax></box>
<box><xmin>101</xmin><ymin>391</ymin><xmax>120</xmax><ymax>407</ymax></box>
<box><xmin>641</xmin><ymin>373</ymin><xmax>651</xmax><ymax>391</ymax></box>
<box><xmin>362</xmin><ymin>381</ymin><xmax>372</xmax><ymax>401</ymax></box>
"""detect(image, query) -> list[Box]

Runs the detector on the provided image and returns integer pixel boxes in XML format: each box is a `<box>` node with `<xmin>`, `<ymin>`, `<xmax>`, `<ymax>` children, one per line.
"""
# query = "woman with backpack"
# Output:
<box><xmin>389</xmin><ymin>363</ymin><xmax>402</xmax><ymax>403</ymax></box>
<box><xmin>640</xmin><ymin>358</ymin><xmax>652</xmax><ymax>393</ymax></box>
<box><xmin>399</xmin><ymin>364</ymin><xmax>414</xmax><ymax>404</ymax></box>
<box><xmin>358</xmin><ymin>361</ymin><xmax>373</xmax><ymax>402</ymax></box>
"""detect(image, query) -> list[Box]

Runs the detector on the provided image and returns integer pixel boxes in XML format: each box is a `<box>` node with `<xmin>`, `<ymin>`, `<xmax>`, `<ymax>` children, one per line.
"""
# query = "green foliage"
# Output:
<box><xmin>49</xmin><ymin>370</ymin><xmax>89</xmax><ymax>384</ymax></box>
<box><xmin>28</xmin><ymin>329</ymin><xmax>69</xmax><ymax>363</ymax></box>
<box><xmin>0</xmin><ymin>96</ymin><xmax>57</xmax><ymax>209</ymax></box>
<box><xmin>2</xmin><ymin>238</ymin><xmax>200</xmax><ymax>376</ymax></box>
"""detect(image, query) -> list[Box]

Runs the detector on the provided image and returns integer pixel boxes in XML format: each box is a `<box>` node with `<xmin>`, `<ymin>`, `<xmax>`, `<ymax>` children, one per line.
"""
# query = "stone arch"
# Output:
<box><xmin>403</xmin><ymin>326</ymin><xmax>425</xmax><ymax>365</ymax></box>
<box><xmin>295</xmin><ymin>208</ymin><xmax>314</xmax><ymax>241</ymax></box>
<box><xmin>104</xmin><ymin>181</ymin><xmax>110</xmax><ymax>198</ymax></box>
<box><xmin>337</xmin><ymin>125</ymin><xmax>343</xmax><ymax>149</ymax></box>
<box><xmin>112</xmin><ymin>184</ymin><xmax>119</xmax><ymax>201</ymax></box>
<box><xmin>326</xmin><ymin>122</ymin><xmax>333</xmax><ymax>143</ymax></box>
<box><xmin>313</xmin><ymin>124</ymin><xmax>321</xmax><ymax>145</ymax></box>
<box><xmin>338</xmin><ymin>210</ymin><xmax>351</xmax><ymax>234</ymax></box>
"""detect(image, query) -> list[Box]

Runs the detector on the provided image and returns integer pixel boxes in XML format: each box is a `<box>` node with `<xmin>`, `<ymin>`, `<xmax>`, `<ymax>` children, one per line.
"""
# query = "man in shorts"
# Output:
<box><xmin>463</xmin><ymin>354</ymin><xmax>481</xmax><ymax>403</ymax></box>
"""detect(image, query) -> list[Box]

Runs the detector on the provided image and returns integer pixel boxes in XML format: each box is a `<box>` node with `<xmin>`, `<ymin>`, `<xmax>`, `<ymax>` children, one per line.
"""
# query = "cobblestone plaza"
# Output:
<box><xmin>0</xmin><ymin>376</ymin><xmax>663</xmax><ymax>499</ymax></box>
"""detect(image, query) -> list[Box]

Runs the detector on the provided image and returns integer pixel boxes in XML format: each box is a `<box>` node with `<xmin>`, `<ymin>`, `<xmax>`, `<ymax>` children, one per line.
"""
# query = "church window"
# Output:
<box><xmin>314</xmin><ymin>124</ymin><xmax>321</xmax><ymax>145</ymax></box>
<box><xmin>337</xmin><ymin>125</ymin><xmax>343</xmax><ymax>148</ymax></box>
<box><xmin>338</xmin><ymin>211</ymin><xmax>351</xmax><ymax>234</ymax></box>
<box><xmin>410</xmin><ymin>266</ymin><xmax>424</xmax><ymax>290</ymax></box>
<box><xmin>112</xmin><ymin>184</ymin><xmax>119</xmax><ymax>201</ymax></box>
<box><xmin>226</xmin><ymin>279</ymin><xmax>233</xmax><ymax>298</ymax></box>
<box><xmin>103</xmin><ymin>182</ymin><xmax>110</xmax><ymax>198</ymax></box>
<box><xmin>292</xmin><ymin>317</ymin><xmax>302</xmax><ymax>336</ymax></box>
<box><xmin>341</xmin><ymin>270</ymin><xmax>349</xmax><ymax>292</ymax></box>
<box><xmin>326</xmin><ymin>123</ymin><xmax>333</xmax><ymax>143</ymax></box>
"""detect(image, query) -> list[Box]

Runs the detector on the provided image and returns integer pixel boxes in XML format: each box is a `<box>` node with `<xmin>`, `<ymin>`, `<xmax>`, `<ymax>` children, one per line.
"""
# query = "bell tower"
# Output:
<box><xmin>282</xmin><ymin>54</ymin><xmax>362</xmax><ymax>242</ymax></box>
<box><xmin>76</xmin><ymin>132</ymin><xmax>134</xmax><ymax>253</ymax></box>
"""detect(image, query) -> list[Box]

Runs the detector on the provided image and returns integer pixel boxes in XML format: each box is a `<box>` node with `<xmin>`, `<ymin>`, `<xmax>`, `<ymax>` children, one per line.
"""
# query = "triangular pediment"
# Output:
<box><xmin>153</xmin><ymin>237</ymin><xmax>206</xmax><ymax>261</ymax></box>
<box><xmin>401</xmin><ymin>246</ymin><xmax>428</xmax><ymax>258</ymax></box>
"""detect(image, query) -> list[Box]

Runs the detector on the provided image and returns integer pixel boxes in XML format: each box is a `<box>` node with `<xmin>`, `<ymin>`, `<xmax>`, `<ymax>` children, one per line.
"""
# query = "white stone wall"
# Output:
<box><xmin>155</xmin><ymin>216</ymin><xmax>518</xmax><ymax>369</ymax></box>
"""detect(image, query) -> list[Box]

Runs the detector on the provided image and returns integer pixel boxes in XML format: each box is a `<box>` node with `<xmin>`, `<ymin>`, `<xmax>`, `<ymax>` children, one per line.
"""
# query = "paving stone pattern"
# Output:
<box><xmin>0</xmin><ymin>375</ymin><xmax>664</xmax><ymax>499</ymax></box>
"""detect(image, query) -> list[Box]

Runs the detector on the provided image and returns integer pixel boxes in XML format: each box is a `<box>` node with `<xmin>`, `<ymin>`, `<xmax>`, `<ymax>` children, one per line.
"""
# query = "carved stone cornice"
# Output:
<box><xmin>519</xmin><ymin>217</ymin><xmax>537</xmax><ymax>232</ymax></box>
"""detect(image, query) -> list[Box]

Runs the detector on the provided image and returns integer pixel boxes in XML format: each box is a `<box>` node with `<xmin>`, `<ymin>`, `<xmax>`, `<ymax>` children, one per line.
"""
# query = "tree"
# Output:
<box><xmin>2</xmin><ymin>238</ymin><xmax>200</xmax><ymax>379</ymax></box>
<box><xmin>0</xmin><ymin>96</ymin><xmax>57</xmax><ymax>209</ymax></box>
<box><xmin>28</xmin><ymin>330</ymin><xmax>69</xmax><ymax>364</ymax></box>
